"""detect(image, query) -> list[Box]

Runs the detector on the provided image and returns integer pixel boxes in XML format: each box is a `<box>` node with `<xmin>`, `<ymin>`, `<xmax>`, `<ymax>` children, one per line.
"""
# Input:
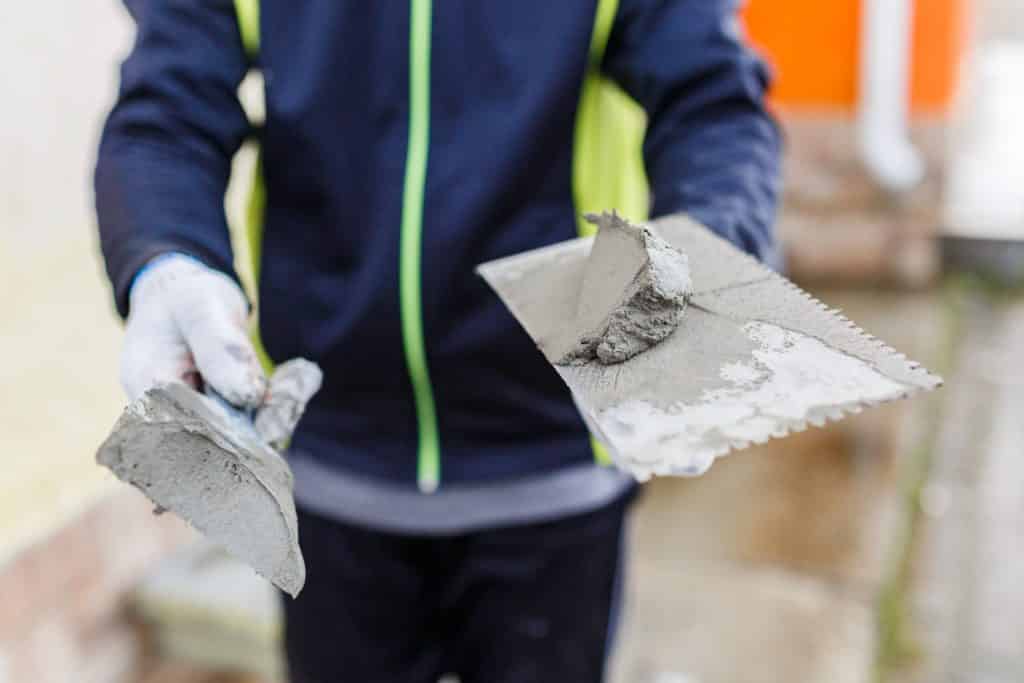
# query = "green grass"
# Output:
<box><xmin>873</xmin><ymin>277</ymin><xmax>969</xmax><ymax>682</ymax></box>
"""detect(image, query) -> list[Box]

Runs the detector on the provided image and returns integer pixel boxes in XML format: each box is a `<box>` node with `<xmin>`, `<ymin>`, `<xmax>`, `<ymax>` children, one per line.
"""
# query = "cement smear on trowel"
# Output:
<box><xmin>477</xmin><ymin>214</ymin><xmax>941</xmax><ymax>481</ymax></box>
<box><xmin>555</xmin><ymin>212</ymin><xmax>691</xmax><ymax>365</ymax></box>
<box><xmin>97</xmin><ymin>381</ymin><xmax>305</xmax><ymax>597</ymax></box>
<box><xmin>599</xmin><ymin>320</ymin><xmax>908</xmax><ymax>478</ymax></box>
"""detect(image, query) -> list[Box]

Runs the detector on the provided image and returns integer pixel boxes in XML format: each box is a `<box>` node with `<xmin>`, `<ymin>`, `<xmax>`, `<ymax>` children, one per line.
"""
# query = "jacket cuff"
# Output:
<box><xmin>111</xmin><ymin>241</ymin><xmax>242</xmax><ymax>319</ymax></box>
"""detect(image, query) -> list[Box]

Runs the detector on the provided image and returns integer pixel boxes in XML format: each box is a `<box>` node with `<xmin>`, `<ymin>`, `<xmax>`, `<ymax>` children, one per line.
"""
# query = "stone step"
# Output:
<box><xmin>133</xmin><ymin>542</ymin><xmax>282</xmax><ymax>681</ymax></box>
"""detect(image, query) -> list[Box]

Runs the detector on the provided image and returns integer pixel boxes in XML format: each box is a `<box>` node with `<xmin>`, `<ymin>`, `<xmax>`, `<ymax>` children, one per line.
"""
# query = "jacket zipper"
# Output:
<box><xmin>400</xmin><ymin>0</ymin><xmax>441</xmax><ymax>492</ymax></box>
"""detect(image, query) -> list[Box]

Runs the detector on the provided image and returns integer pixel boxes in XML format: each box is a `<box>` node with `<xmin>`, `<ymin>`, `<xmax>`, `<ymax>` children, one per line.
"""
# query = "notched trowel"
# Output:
<box><xmin>96</xmin><ymin>359</ymin><xmax>322</xmax><ymax>597</ymax></box>
<box><xmin>478</xmin><ymin>212</ymin><xmax>941</xmax><ymax>480</ymax></box>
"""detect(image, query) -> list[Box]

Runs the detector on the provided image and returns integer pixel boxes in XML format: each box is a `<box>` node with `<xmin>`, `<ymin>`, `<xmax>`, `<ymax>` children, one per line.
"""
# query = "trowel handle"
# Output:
<box><xmin>203</xmin><ymin>385</ymin><xmax>257</xmax><ymax>425</ymax></box>
<box><xmin>201</xmin><ymin>359</ymin><xmax>322</xmax><ymax>453</ymax></box>
<box><xmin>201</xmin><ymin>385</ymin><xmax>294</xmax><ymax>467</ymax></box>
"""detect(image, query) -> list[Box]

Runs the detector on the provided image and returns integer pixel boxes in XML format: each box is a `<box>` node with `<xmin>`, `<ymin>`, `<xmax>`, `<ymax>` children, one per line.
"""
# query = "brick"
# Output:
<box><xmin>0</xmin><ymin>490</ymin><xmax>194</xmax><ymax>682</ymax></box>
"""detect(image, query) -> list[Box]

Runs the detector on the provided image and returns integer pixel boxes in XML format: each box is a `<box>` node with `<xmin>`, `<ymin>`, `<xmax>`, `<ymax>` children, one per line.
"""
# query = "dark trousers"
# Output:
<box><xmin>283</xmin><ymin>495</ymin><xmax>631</xmax><ymax>683</ymax></box>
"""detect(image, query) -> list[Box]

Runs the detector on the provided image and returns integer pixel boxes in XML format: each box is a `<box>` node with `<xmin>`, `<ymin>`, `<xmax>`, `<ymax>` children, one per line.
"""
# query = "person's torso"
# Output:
<box><xmin>252</xmin><ymin>1</ymin><xmax>605</xmax><ymax>487</ymax></box>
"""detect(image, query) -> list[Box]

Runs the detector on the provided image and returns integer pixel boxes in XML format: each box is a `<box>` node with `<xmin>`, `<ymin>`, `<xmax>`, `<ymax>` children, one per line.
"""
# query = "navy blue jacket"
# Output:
<box><xmin>96</xmin><ymin>0</ymin><xmax>781</xmax><ymax>488</ymax></box>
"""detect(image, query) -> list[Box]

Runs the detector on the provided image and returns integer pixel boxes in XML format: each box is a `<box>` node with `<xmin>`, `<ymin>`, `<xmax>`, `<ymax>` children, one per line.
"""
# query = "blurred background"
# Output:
<box><xmin>2</xmin><ymin>0</ymin><xmax>1023</xmax><ymax>681</ymax></box>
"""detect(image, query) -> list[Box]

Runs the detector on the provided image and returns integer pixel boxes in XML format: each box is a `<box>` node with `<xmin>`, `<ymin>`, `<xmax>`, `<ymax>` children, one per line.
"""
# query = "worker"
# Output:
<box><xmin>95</xmin><ymin>0</ymin><xmax>780</xmax><ymax>681</ymax></box>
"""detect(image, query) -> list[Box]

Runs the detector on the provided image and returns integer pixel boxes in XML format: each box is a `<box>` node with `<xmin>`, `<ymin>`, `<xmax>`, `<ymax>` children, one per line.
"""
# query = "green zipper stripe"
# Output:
<box><xmin>234</xmin><ymin>0</ymin><xmax>260</xmax><ymax>59</ymax></box>
<box><xmin>400</xmin><ymin>0</ymin><xmax>441</xmax><ymax>493</ymax></box>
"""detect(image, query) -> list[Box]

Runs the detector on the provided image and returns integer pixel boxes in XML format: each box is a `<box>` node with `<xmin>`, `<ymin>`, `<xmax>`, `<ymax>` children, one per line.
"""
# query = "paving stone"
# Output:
<box><xmin>897</xmin><ymin>296</ymin><xmax>1024</xmax><ymax>683</ymax></box>
<box><xmin>133</xmin><ymin>542</ymin><xmax>283</xmax><ymax>680</ymax></box>
<box><xmin>610</xmin><ymin>563</ymin><xmax>874</xmax><ymax>683</ymax></box>
<box><xmin>139</xmin><ymin>660</ymin><xmax>271</xmax><ymax>683</ymax></box>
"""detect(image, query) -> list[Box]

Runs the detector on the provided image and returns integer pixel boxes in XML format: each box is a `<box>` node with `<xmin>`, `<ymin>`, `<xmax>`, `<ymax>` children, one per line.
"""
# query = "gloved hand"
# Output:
<box><xmin>121</xmin><ymin>253</ymin><xmax>267</xmax><ymax>408</ymax></box>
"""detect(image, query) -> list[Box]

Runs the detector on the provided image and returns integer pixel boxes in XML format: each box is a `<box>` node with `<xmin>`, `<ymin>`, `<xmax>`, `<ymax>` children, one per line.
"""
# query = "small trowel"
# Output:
<box><xmin>478</xmin><ymin>213</ymin><xmax>941</xmax><ymax>480</ymax></box>
<box><xmin>96</xmin><ymin>358</ymin><xmax>322</xmax><ymax>597</ymax></box>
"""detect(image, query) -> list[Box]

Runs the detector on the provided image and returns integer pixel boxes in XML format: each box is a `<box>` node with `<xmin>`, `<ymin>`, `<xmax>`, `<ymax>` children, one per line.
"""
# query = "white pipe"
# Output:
<box><xmin>858</xmin><ymin>0</ymin><xmax>925</xmax><ymax>193</ymax></box>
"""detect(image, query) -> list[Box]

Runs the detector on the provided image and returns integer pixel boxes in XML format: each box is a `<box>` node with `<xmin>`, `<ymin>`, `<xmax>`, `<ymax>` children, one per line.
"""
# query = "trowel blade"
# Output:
<box><xmin>477</xmin><ymin>214</ymin><xmax>941</xmax><ymax>480</ymax></box>
<box><xmin>96</xmin><ymin>382</ymin><xmax>306</xmax><ymax>597</ymax></box>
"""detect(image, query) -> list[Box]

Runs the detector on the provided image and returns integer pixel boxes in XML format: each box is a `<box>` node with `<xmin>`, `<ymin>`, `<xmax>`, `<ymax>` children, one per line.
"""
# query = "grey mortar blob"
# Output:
<box><xmin>95</xmin><ymin>361</ymin><xmax>321</xmax><ymax>598</ymax></box>
<box><xmin>556</xmin><ymin>212</ymin><xmax>693</xmax><ymax>366</ymax></box>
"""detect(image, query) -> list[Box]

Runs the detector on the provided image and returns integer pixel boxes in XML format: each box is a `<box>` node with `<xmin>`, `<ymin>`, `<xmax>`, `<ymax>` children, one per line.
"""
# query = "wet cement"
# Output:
<box><xmin>477</xmin><ymin>213</ymin><xmax>941</xmax><ymax>480</ymax></box>
<box><xmin>555</xmin><ymin>212</ymin><xmax>692</xmax><ymax>366</ymax></box>
<box><xmin>254</xmin><ymin>359</ymin><xmax>323</xmax><ymax>450</ymax></box>
<box><xmin>96</xmin><ymin>372</ymin><xmax>312</xmax><ymax>597</ymax></box>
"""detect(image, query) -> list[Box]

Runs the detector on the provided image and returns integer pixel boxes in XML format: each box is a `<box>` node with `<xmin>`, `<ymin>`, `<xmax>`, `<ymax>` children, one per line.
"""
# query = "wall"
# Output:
<box><xmin>0</xmin><ymin>3</ymin><xmax>135</xmax><ymax>561</ymax></box>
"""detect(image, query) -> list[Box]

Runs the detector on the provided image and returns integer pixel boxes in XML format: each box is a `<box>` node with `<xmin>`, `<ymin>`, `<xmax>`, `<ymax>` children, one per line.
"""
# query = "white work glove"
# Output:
<box><xmin>121</xmin><ymin>253</ymin><xmax>267</xmax><ymax>408</ymax></box>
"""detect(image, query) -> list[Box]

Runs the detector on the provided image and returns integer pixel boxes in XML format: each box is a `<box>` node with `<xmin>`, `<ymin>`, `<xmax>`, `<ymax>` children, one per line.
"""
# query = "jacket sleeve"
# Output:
<box><xmin>602</xmin><ymin>0</ymin><xmax>782</xmax><ymax>265</ymax></box>
<box><xmin>95</xmin><ymin>0</ymin><xmax>251</xmax><ymax>316</ymax></box>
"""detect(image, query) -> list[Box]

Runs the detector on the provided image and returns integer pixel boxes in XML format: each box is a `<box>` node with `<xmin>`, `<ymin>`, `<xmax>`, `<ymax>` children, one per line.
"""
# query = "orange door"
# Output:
<box><xmin>741</xmin><ymin>0</ymin><xmax>970</xmax><ymax>114</ymax></box>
